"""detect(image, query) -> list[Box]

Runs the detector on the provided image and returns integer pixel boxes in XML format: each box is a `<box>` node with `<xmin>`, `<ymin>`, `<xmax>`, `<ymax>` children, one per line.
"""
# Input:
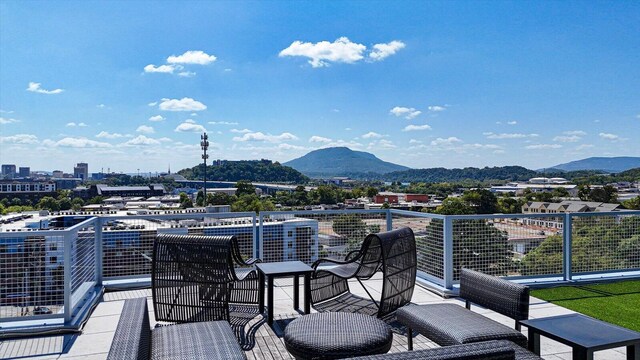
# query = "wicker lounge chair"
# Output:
<box><xmin>152</xmin><ymin>233</ymin><xmax>261</xmax><ymax>323</ymax></box>
<box><xmin>309</xmin><ymin>227</ymin><xmax>417</xmax><ymax>318</ymax></box>
<box><xmin>397</xmin><ymin>268</ymin><xmax>530</xmax><ymax>350</ymax></box>
<box><xmin>106</xmin><ymin>297</ymin><xmax>246</xmax><ymax>360</ymax></box>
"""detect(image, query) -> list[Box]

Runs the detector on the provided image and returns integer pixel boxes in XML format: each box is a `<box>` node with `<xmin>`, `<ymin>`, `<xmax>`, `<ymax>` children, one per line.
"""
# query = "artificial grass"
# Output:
<box><xmin>531</xmin><ymin>280</ymin><xmax>640</xmax><ymax>332</ymax></box>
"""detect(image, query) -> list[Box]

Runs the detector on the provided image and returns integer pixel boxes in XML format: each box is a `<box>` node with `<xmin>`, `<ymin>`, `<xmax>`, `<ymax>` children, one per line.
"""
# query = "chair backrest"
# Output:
<box><xmin>376</xmin><ymin>227</ymin><xmax>417</xmax><ymax>318</ymax></box>
<box><xmin>353</xmin><ymin>234</ymin><xmax>383</xmax><ymax>279</ymax></box>
<box><xmin>152</xmin><ymin>233</ymin><xmax>237</xmax><ymax>323</ymax></box>
<box><xmin>459</xmin><ymin>268</ymin><xmax>529</xmax><ymax>321</ymax></box>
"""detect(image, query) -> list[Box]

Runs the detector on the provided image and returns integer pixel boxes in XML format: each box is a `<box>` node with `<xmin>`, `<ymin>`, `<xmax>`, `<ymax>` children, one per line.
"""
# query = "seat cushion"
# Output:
<box><xmin>284</xmin><ymin>312</ymin><xmax>393</xmax><ymax>360</ymax></box>
<box><xmin>397</xmin><ymin>304</ymin><xmax>527</xmax><ymax>348</ymax></box>
<box><xmin>151</xmin><ymin>320</ymin><xmax>246</xmax><ymax>360</ymax></box>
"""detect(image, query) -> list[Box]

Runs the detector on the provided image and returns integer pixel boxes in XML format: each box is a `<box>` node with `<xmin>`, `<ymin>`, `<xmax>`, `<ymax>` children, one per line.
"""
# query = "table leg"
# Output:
<box><xmin>267</xmin><ymin>275</ymin><xmax>274</xmax><ymax>327</ymax></box>
<box><xmin>528</xmin><ymin>331</ymin><xmax>540</xmax><ymax>355</ymax></box>
<box><xmin>304</xmin><ymin>273</ymin><xmax>310</xmax><ymax>314</ymax></box>
<box><xmin>628</xmin><ymin>344</ymin><xmax>639</xmax><ymax>360</ymax></box>
<box><xmin>258</xmin><ymin>271</ymin><xmax>265</xmax><ymax>314</ymax></box>
<box><xmin>293</xmin><ymin>274</ymin><xmax>299</xmax><ymax>310</ymax></box>
<box><xmin>572</xmin><ymin>347</ymin><xmax>592</xmax><ymax>360</ymax></box>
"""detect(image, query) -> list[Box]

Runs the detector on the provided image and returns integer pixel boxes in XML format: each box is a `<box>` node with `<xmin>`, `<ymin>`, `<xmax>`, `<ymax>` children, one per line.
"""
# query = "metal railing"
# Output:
<box><xmin>1</xmin><ymin>208</ymin><xmax>639</xmax><ymax>332</ymax></box>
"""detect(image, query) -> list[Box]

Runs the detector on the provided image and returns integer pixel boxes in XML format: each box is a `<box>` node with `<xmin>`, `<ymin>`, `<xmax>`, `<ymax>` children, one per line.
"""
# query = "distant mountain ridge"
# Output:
<box><xmin>544</xmin><ymin>157</ymin><xmax>640</xmax><ymax>173</ymax></box>
<box><xmin>284</xmin><ymin>147</ymin><xmax>410</xmax><ymax>177</ymax></box>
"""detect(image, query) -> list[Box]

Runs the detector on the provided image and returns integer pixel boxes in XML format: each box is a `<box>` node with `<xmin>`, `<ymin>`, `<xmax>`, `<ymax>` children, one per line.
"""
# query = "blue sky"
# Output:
<box><xmin>1</xmin><ymin>1</ymin><xmax>638</xmax><ymax>174</ymax></box>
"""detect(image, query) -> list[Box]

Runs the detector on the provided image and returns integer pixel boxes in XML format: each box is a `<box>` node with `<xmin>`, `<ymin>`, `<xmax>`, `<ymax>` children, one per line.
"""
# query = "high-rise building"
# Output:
<box><xmin>1</xmin><ymin>164</ymin><xmax>16</xmax><ymax>179</ymax></box>
<box><xmin>19</xmin><ymin>167</ymin><xmax>30</xmax><ymax>177</ymax></box>
<box><xmin>74</xmin><ymin>162</ymin><xmax>89</xmax><ymax>181</ymax></box>
<box><xmin>52</xmin><ymin>170</ymin><xmax>64</xmax><ymax>178</ymax></box>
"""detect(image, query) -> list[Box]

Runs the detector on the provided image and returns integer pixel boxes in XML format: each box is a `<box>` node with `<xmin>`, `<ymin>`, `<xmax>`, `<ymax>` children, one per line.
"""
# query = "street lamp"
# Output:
<box><xmin>201</xmin><ymin>132</ymin><xmax>209</xmax><ymax>206</ymax></box>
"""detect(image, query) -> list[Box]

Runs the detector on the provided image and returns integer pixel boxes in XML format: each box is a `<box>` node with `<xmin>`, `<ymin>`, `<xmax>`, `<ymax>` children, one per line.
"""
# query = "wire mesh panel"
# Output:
<box><xmin>260</xmin><ymin>211</ymin><xmax>387</xmax><ymax>265</ymax></box>
<box><xmin>571</xmin><ymin>214</ymin><xmax>640</xmax><ymax>274</ymax></box>
<box><xmin>0</xmin><ymin>232</ymin><xmax>65</xmax><ymax>320</ymax></box>
<box><xmin>450</xmin><ymin>215</ymin><xmax>565</xmax><ymax>280</ymax></box>
<box><xmin>391</xmin><ymin>212</ymin><xmax>444</xmax><ymax>282</ymax></box>
<box><xmin>101</xmin><ymin>213</ymin><xmax>256</xmax><ymax>280</ymax></box>
<box><xmin>70</xmin><ymin>229</ymin><xmax>96</xmax><ymax>299</ymax></box>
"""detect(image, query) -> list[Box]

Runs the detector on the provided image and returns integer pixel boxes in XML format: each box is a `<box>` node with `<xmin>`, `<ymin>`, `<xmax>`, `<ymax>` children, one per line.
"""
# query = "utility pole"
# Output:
<box><xmin>201</xmin><ymin>132</ymin><xmax>209</xmax><ymax>206</ymax></box>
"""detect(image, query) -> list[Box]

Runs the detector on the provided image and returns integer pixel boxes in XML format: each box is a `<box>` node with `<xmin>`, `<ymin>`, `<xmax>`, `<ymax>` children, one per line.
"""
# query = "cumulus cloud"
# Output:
<box><xmin>369</xmin><ymin>139</ymin><xmax>396</xmax><ymax>149</ymax></box>
<box><xmin>167</xmin><ymin>50</ymin><xmax>217</xmax><ymax>65</ymax></box>
<box><xmin>599</xmin><ymin>132</ymin><xmax>620</xmax><ymax>141</ymax></box>
<box><xmin>278</xmin><ymin>143</ymin><xmax>306</xmax><ymax>150</ymax></box>
<box><xmin>149</xmin><ymin>115</ymin><xmax>165</xmax><ymax>122</ymax></box>
<box><xmin>525</xmin><ymin>144</ymin><xmax>562</xmax><ymax>149</ymax></box>
<box><xmin>361</xmin><ymin>132</ymin><xmax>384</xmax><ymax>139</ymax></box>
<box><xmin>0</xmin><ymin>117</ymin><xmax>19</xmax><ymax>124</ymax></box>
<box><xmin>427</xmin><ymin>105</ymin><xmax>446</xmax><ymax>112</ymax></box>
<box><xmin>507</xmin><ymin>121</ymin><xmax>517</xmax><ymax>125</ymax></box>
<box><xmin>553</xmin><ymin>135</ymin><xmax>581</xmax><ymax>143</ymax></box>
<box><xmin>309</xmin><ymin>135</ymin><xmax>332</xmax><ymax>143</ymax></box>
<box><xmin>175</xmin><ymin>121</ymin><xmax>207</xmax><ymax>133</ymax></box>
<box><xmin>279</xmin><ymin>37</ymin><xmax>366</xmax><ymax>68</ymax></box>
<box><xmin>96</xmin><ymin>131</ymin><xmax>126</xmax><ymax>139</ymax></box>
<box><xmin>144</xmin><ymin>64</ymin><xmax>179</xmax><ymax>73</ymax></box>
<box><xmin>124</xmin><ymin>135</ymin><xmax>161</xmax><ymax>146</ymax></box>
<box><xmin>390</xmin><ymin>106</ymin><xmax>421</xmax><ymax>119</ymax></box>
<box><xmin>369</xmin><ymin>40</ymin><xmax>406</xmax><ymax>61</ymax></box>
<box><xmin>148</xmin><ymin>101</ymin><xmax>158</xmax><ymax>106</ymax></box>
<box><xmin>52</xmin><ymin>137</ymin><xmax>112</xmax><ymax>148</ymax></box>
<box><xmin>431</xmin><ymin>137</ymin><xmax>463</xmax><ymax>146</ymax></box>
<box><xmin>136</xmin><ymin>125</ymin><xmax>155</xmax><ymax>134</ymax></box>
<box><xmin>483</xmin><ymin>132</ymin><xmax>538</xmax><ymax>139</ymax></box>
<box><xmin>26</xmin><ymin>82</ymin><xmax>63</xmax><ymax>94</ymax></box>
<box><xmin>209</xmin><ymin>121</ymin><xmax>239</xmax><ymax>125</ymax></box>
<box><xmin>230</xmin><ymin>128</ymin><xmax>252</xmax><ymax>133</ymax></box>
<box><xmin>564</xmin><ymin>130</ymin><xmax>587</xmax><ymax>136</ymax></box>
<box><xmin>159</xmin><ymin>97</ymin><xmax>207</xmax><ymax>111</ymax></box>
<box><xmin>409</xmin><ymin>139</ymin><xmax>422</xmax><ymax>144</ymax></box>
<box><xmin>233</xmin><ymin>131</ymin><xmax>298</xmax><ymax>143</ymax></box>
<box><xmin>66</xmin><ymin>122</ymin><xmax>88</xmax><ymax>127</ymax></box>
<box><xmin>0</xmin><ymin>134</ymin><xmax>38</xmax><ymax>144</ymax></box>
<box><xmin>402</xmin><ymin>124</ymin><xmax>431</xmax><ymax>131</ymax></box>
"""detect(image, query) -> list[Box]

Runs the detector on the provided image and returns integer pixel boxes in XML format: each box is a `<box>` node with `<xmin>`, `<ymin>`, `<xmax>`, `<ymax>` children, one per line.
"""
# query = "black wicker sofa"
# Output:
<box><xmin>397</xmin><ymin>268</ymin><xmax>530</xmax><ymax>350</ymax></box>
<box><xmin>106</xmin><ymin>298</ymin><xmax>246</xmax><ymax>360</ymax></box>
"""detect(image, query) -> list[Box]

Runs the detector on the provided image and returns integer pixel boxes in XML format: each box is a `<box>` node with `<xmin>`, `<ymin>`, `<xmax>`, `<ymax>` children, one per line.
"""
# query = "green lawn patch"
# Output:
<box><xmin>531</xmin><ymin>280</ymin><xmax>640</xmax><ymax>332</ymax></box>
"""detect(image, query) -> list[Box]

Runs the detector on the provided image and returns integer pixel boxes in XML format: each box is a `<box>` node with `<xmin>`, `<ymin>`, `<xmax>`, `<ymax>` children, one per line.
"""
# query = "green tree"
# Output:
<box><xmin>366</xmin><ymin>186</ymin><xmax>378</xmax><ymax>198</ymax></box>
<box><xmin>195</xmin><ymin>190</ymin><xmax>205</xmax><ymax>206</ymax></box>
<box><xmin>71</xmin><ymin>198</ymin><xmax>84</xmax><ymax>211</ymax></box>
<box><xmin>622</xmin><ymin>197</ymin><xmax>640</xmax><ymax>210</ymax></box>
<box><xmin>88</xmin><ymin>196</ymin><xmax>104</xmax><ymax>204</ymax></box>
<box><xmin>37</xmin><ymin>196</ymin><xmax>60</xmax><ymax>211</ymax></box>
<box><xmin>231</xmin><ymin>194</ymin><xmax>275</xmax><ymax>213</ymax></box>
<box><xmin>235</xmin><ymin>181</ymin><xmax>256</xmax><ymax>197</ymax></box>
<box><xmin>435</xmin><ymin>198</ymin><xmax>474</xmax><ymax>215</ymax></box>
<box><xmin>462</xmin><ymin>189</ymin><xmax>498</xmax><ymax>214</ymax></box>
<box><xmin>332</xmin><ymin>214</ymin><xmax>369</xmax><ymax>251</ymax></box>
<box><xmin>209</xmin><ymin>192</ymin><xmax>234</xmax><ymax>205</ymax></box>
<box><xmin>11</xmin><ymin>197</ymin><xmax>22</xmax><ymax>206</ymax></box>
<box><xmin>497</xmin><ymin>197</ymin><xmax>523</xmax><ymax>214</ymax></box>
<box><xmin>179</xmin><ymin>192</ymin><xmax>193</xmax><ymax>208</ymax></box>
<box><xmin>58</xmin><ymin>198</ymin><xmax>72</xmax><ymax>211</ymax></box>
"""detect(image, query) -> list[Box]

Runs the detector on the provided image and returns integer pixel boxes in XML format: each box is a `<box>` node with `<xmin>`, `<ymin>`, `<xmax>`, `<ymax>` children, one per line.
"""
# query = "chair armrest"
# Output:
<box><xmin>107</xmin><ymin>298</ymin><xmax>151</xmax><ymax>360</ymax></box>
<box><xmin>312</xmin><ymin>256</ymin><xmax>357</xmax><ymax>270</ymax></box>
<box><xmin>243</xmin><ymin>257</ymin><xmax>261</xmax><ymax>265</ymax></box>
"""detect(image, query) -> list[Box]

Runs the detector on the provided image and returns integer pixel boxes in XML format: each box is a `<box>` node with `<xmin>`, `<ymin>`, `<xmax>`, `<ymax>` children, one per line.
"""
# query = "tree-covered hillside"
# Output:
<box><xmin>177</xmin><ymin>160</ymin><xmax>309</xmax><ymax>183</ymax></box>
<box><xmin>381</xmin><ymin>166</ymin><xmax>537</xmax><ymax>183</ymax></box>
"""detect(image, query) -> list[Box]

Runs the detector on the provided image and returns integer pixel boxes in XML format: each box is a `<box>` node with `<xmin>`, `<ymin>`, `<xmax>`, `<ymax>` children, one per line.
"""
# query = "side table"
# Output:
<box><xmin>256</xmin><ymin>261</ymin><xmax>314</xmax><ymax>327</ymax></box>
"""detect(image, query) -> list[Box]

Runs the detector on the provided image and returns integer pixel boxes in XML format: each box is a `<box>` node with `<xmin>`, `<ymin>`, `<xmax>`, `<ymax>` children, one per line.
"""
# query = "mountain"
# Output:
<box><xmin>544</xmin><ymin>157</ymin><xmax>640</xmax><ymax>173</ymax></box>
<box><xmin>284</xmin><ymin>147</ymin><xmax>410</xmax><ymax>177</ymax></box>
<box><xmin>177</xmin><ymin>160</ymin><xmax>309</xmax><ymax>183</ymax></box>
<box><xmin>381</xmin><ymin>166</ymin><xmax>538</xmax><ymax>183</ymax></box>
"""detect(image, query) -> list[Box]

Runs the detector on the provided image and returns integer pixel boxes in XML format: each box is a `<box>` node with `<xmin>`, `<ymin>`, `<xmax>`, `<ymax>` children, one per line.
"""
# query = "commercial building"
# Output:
<box><xmin>1</xmin><ymin>164</ymin><xmax>16</xmax><ymax>179</ymax></box>
<box><xmin>0</xmin><ymin>180</ymin><xmax>57</xmax><ymax>202</ymax></box>
<box><xmin>521</xmin><ymin>200</ymin><xmax>621</xmax><ymax>229</ymax></box>
<box><xmin>18</xmin><ymin>167</ymin><xmax>30</xmax><ymax>178</ymax></box>
<box><xmin>88</xmin><ymin>184</ymin><xmax>166</xmax><ymax>199</ymax></box>
<box><xmin>74</xmin><ymin>163</ymin><xmax>89</xmax><ymax>181</ymax></box>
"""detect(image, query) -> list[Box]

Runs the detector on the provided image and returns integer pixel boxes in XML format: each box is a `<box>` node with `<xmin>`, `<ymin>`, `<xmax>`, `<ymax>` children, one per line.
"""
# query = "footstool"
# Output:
<box><xmin>284</xmin><ymin>313</ymin><xmax>393</xmax><ymax>360</ymax></box>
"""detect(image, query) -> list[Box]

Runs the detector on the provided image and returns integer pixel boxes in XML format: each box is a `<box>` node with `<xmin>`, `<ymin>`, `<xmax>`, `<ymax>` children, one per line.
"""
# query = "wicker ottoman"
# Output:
<box><xmin>284</xmin><ymin>313</ymin><xmax>393</xmax><ymax>360</ymax></box>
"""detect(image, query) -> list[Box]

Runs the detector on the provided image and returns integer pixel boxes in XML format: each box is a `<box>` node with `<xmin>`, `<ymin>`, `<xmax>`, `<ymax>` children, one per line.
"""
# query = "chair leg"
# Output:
<box><xmin>407</xmin><ymin>327</ymin><xmax>413</xmax><ymax>351</ymax></box>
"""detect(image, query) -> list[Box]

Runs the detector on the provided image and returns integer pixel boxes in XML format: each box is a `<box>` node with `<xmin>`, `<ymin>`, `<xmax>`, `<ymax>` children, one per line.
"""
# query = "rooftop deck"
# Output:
<box><xmin>0</xmin><ymin>274</ymin><xmax>632</xmax><ymax>360</ymax></box>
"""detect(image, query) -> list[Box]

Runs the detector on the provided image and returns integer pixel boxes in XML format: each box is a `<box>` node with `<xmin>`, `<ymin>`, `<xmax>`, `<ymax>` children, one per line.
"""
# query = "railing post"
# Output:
<box><xmin>252</xmin><ymin>214</ymin><xmax>258</xmax><ymax>259</ymax></box>
<box><xmin>563</xmin><ymin>213</ymin><xmax>573</xmax><ymax>281</ymax></box>
<box><xmin>258</xmin><ymin>213</ymin><xmax>264</xmax><ymax>260</ymax></box>
<box><xmin>95</xmin><ymin>217</ymin><xmax>103</xmax><ymax>286</ymax></box>
<box><xmin>63</xmin><ymin>231</ymin><xmax>73</xmax><ymax>324</ymax></box>
<box><xmin>443</xmin><ymin>216</ymin><xmax>454</xmax><ymax>290</ymax></box>
<box><xmin>386</xmin><ymin>209</ymin><xmax>393</xmax><ymax>231</ymax></box>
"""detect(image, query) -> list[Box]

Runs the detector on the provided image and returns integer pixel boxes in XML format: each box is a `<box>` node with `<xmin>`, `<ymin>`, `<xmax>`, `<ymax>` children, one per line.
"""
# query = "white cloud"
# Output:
<box><xmin>278</xmin><ymin>143</ymin><xmax>306</xmax><ymax>150</ymax></box>
<box><xmin>321</xmin><ymin>140</ymin><xmax>363</xmax><ymax>148</ymax></box>
<box><xmin>178</xmin><ymin>71</ymin><xmax>196</xmax><ymax>77</ymax></box>
<box><xmin>97</xmin><ymin>104</ymin><xmax>106</xmax><ymax>108</ymax></box>
<box><xmin>233</xmin><ymin>131</ymin><xmax>298</xmax><ymax>143</ymax></box>
<box><xmin>149</xmin><ymin>115</ymin><xmax>165</xmax><ymax>122</ymax></box>
<box><xmin>167</xmin><ymin>50</ymin><xmax>217</xmax><ymax>65</ymax></box>
<box><xmin>309</xmin><ymin>135</ymin><xmax>332</xmax><ymax>143</ymax></box>
<box><xmin>369</xmin><ymin>40</ymin><xmax>406</xmax><ymax>61</ymax></box>
<box><xmin>402</xmin><ymin>124</ymin><xmax>432</xmax><ymax>131</ymax></box>
<box><xmin>158</xmin><ymin>137</ymin><xmax>172</xmax><ymax>142</ymax></box>
<box><xmin>230</xmin><ymin>128</ymin><xmax>252</xmax><ymax>133</ymax></box>
<box><xmin>0</xmin><ymin>109</ymin><xmax>14</xmax><ymax>114</ymax></box>
<box><xmin>564</xmin><ymin>130</ymin><xmax>587</xmax><ymax>136</ymax></box>
<box><xmin>96</xmin><ymin>131</ymin><xmax>126</xmax><ymax>139</ymax></box>
<box><xmin>184</xmin><ymin>119</ymin><xmax>196</xmax><ymax>124</ymax></box>
<box><xmin>375</xmin><ymin>139</ymin><xmax>397</xmax><ymax>149</ymax></box>
<box><xmin>390</xmin><ymin>106</ymin><xmax>421</xmax><ymax>119</ymax></box>
<box><xmin>553</xmin><ymin>135</ymin><xmax>581</xmax><ymax>143</ymax></box>
<box><xmin>409</xmin><ymin>139</ymin><xmax>422</xmax><ymax>144</ymax></box>
<box><xmin>362</xmin><ymin>132</ymin><xmax>384</xmax><ymax>139</ymax></box>
<box><xmin>525</xmin><ymin>144</ymin><xmax>562</xmax><ymax>149</ymax></box>
<box><xmin>66</xmin><ymin>122</ymin><xmax>88</xmax><ymax>127</ymax></box>
<box><xmin>148</xmin><ymin>101</ymin><xmax>158</xmax><ymax>106</ymax></box>
<box><xmin>175</xmin><ymin>121</ymin><xmax>207</xmax><ymax>133</ymax></box>
<box><xmin>576</xmin><ymin>144</ymin><xmax>595</xmax><ymax>151</ymax></box>
<box><xmin>144</xmin><ymin>64</ymin><xmax>179</xmax><ymax>73</ymax></box>
<box><xmin>124</xmin><ymin>135</ymin><xmax>161</xmax><ymax>146</ymax></box>
<box><xmin>279</xmin><ymin>37</ymin><xmax>366</xmax><ymax>68</ymax></box>
<box><xmin>431</xmin><ymin>137</ymin><xmax>463</xmax><ymax>146</ymax></box>
<box><xmin>0</xmin><ymin>117</ymin><xmax>19</xmax><ymax>124</ymax></box>
<box><xmin>427</xmin><ymin>105</ymin><xmax>446</xmax><ymax>112</ymax></box>
<box><xmin>483</xmin><ymin>132</ymin><xmax>538</xmax><ymax>139</ymax></box>
<box><xmin>0</xmin><ymin>134</ymin><xmax>38</xmax><ymax>144</ymax></box>
<box><xmin>26</xmin><ymin>82</ymin><xmax>63</xmax><ymax>94</ymax></box>
<box><xmin>136</xmin><ymin>125</ymin><xmax>155</xmax><ymax>134</ymax></box>
<box><xmin>159</xmin><ymin>97</ymin><xmax>207</xmax><ymax>111</ymax></box>
<box><xmin>507</xmin><ymin>121</ymin><xmax>517</xmax><ymax>125</ymax></box>
<box><xmin>209</xmin><ymin>121</ymin><xmax>239</xmax><ymax>125</ymax></box>
<box><xmin>599</xmin><ymin>132</ymin><xmax>620</xmax><ymax>141</ymax></box>
<box><xmin>53</xmin><ymin>137</ymin><xmax>112</xmax><ymax>148</ymax></box>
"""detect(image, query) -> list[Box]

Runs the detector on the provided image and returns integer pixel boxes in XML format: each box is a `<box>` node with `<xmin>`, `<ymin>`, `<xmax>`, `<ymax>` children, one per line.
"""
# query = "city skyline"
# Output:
<box><xmin>1</xmin><ymin>1</ymin><xmax>639</xmax><ymax>173</ymax></box>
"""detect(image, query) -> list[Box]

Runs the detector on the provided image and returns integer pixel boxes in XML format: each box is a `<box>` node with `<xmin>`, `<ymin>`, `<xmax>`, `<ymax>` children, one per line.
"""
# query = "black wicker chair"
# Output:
<box><xmin>152</xmin><ymin>233</ymin><xmax>261</xmax><ymax>323</ymax></box>
<box><xmin>309</xmin><ymin>227</ymin><xmax>417</xmax><ymax>318</ymax></box>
